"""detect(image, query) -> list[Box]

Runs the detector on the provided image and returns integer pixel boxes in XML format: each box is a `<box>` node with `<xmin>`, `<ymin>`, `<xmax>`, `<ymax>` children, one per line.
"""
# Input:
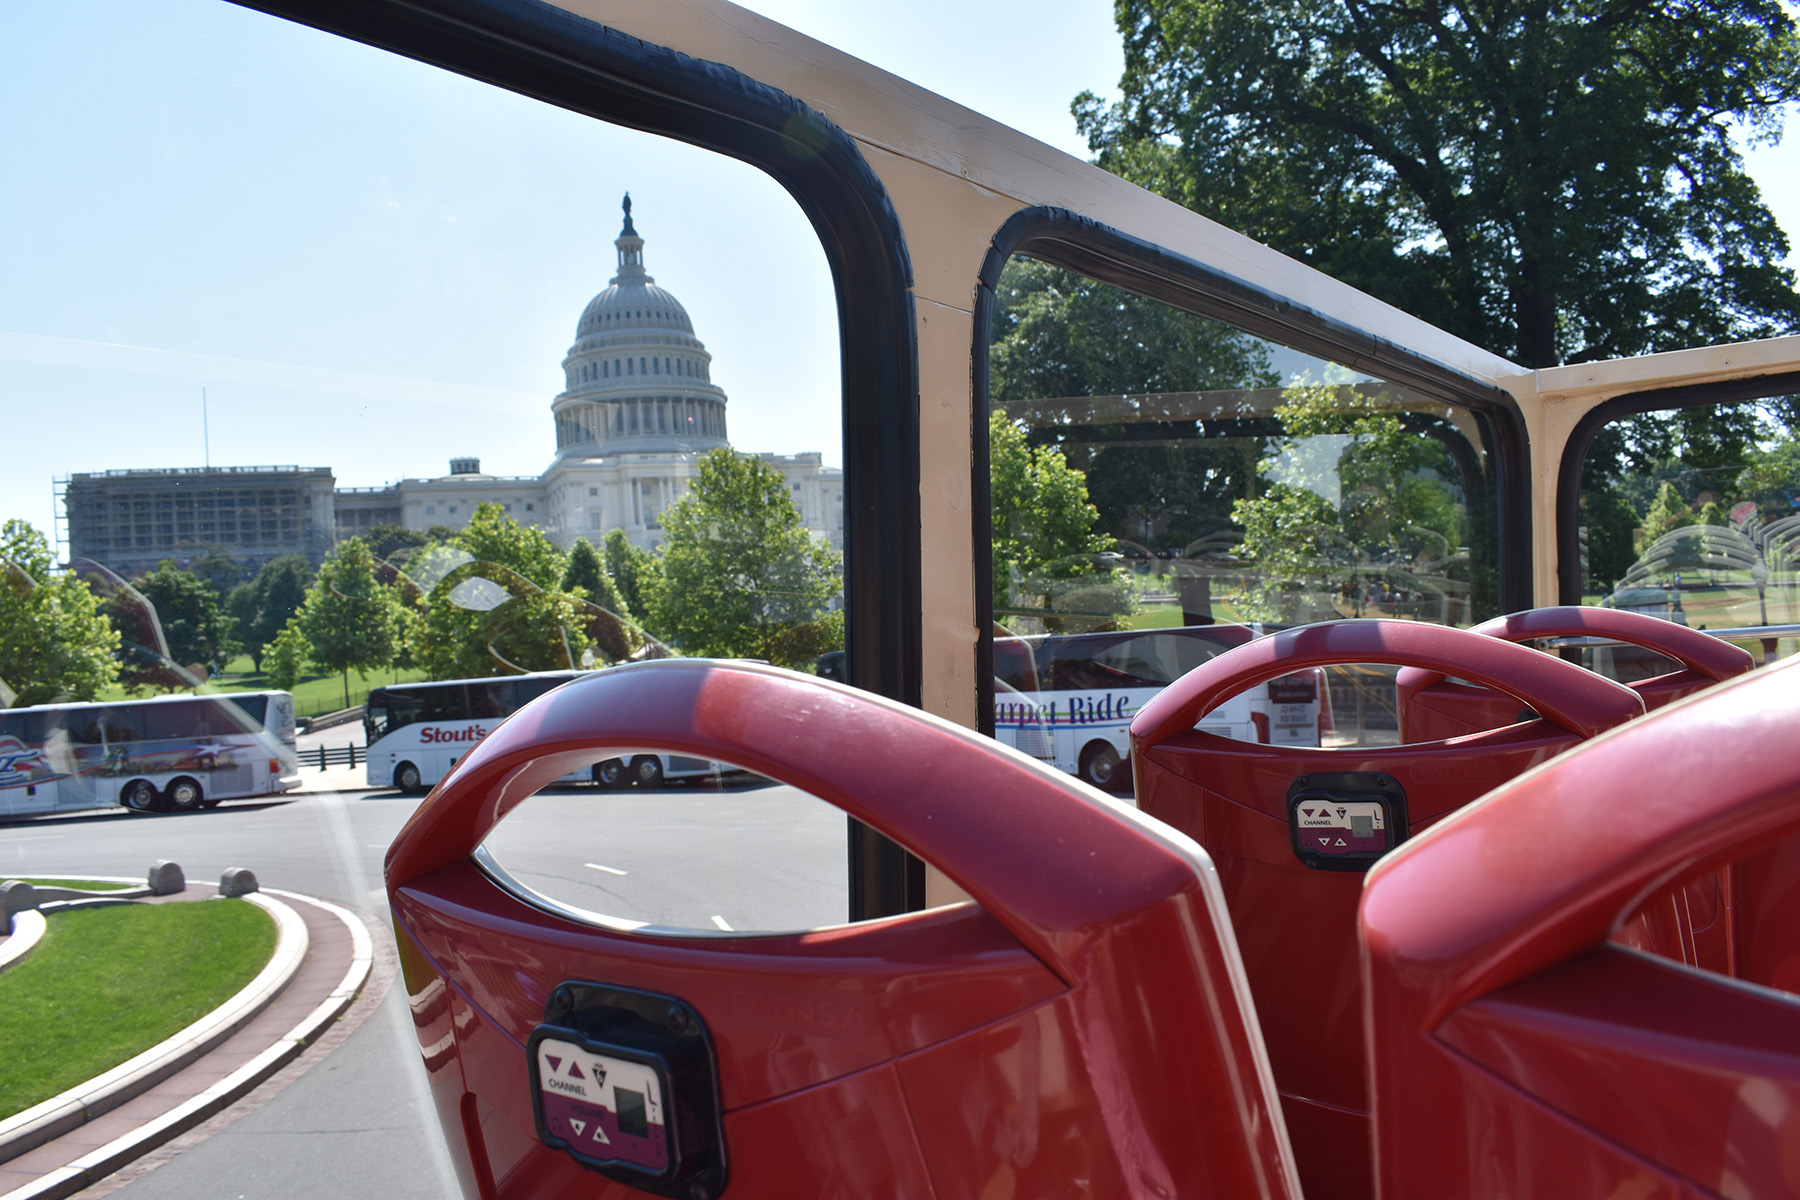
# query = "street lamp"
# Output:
<box><xmin>1751</xmin><ymin>559</ymin><xmax>1770</xmax><ymax>628</ymax></box>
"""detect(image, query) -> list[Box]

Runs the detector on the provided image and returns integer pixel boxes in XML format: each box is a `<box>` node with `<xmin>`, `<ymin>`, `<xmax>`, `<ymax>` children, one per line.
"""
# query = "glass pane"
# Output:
<box><xmin>478</xmin><ymin>758</ymin><xmax>855</xmax><ymax>935</ymax></box>
<box><xmin>986</xmin><ymin>257</ymin><xmax>1501</xmax><ymax>786</ymax></box>
<box><xmin>989</xmin><ymin>258</ymin><xmax>1501</xmax><ymax>633</ymax></box>
<box><xmin>1577</xmin><ymin>393</ymin><xmax>1800</xmax><ymax>664</ymax></box>
<box><xmin>1</xmin><ymin>0</ymin><xmax>844</xmax><ymax>724</ymax></box>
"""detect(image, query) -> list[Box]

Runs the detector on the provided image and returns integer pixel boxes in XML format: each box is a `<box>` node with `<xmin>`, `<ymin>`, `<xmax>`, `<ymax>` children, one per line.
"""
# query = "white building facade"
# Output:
<box><xmin>346</xmin><ymin>199</ymin><xmax>842</xmax><ymax>552</ymax></box>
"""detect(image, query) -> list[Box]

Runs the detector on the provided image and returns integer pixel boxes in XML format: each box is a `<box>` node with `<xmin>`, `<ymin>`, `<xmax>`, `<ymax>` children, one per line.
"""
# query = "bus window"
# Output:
<box><xmin>1568</xmin><ymin>387</ymin><xmax>1800</xmax><ymax>667</ymax></box>
<box><xmin>986</xmin><ymin>258</ymin><xmax>1503</xmax><ymax>634</ymax></box>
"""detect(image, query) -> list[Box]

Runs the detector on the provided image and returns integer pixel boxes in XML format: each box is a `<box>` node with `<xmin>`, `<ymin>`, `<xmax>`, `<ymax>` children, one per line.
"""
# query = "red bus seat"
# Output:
<box><xmin>1363</xmin><ymin>654</ymin><xmax>1800</xmax><ymax>1197</ymax></box>
<box><xmin>1130</xmin><ymin>620</ymin><xmax>1643</xmax><ymax>1200</ymax></box>
<box><xmin>387</xmin><ymin>660</ymin><xmax>1303</xmax><ymax>1199</ymax></box>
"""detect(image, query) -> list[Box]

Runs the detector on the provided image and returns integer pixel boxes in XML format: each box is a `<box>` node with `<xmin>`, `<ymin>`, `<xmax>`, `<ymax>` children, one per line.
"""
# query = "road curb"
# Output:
<box><xmin>0</xmin><ymin>914</ymin><xmax>47</xmax><ymax>973</ymax></box>
<box><xmin>0</xmin><ymin>893</ymin><xmax>309</xmax><ymax>1167</ymax></box>
<box><xmin>0</xmin><ymin>892</ymin><xmax>376</xmax><ymax>1200</ymax></box>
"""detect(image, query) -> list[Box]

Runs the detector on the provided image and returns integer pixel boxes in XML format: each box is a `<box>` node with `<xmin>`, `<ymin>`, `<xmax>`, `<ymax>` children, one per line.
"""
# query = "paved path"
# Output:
<box><xmin>0</xmin><ymin>887</ymin><xmax>370</xmax><ymax>1200</ymax></box>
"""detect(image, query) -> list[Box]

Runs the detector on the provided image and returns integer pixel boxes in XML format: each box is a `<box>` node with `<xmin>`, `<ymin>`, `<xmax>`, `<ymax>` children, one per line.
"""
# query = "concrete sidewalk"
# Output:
<box><xmin>0</xmin><ymin>888</ymin><xmax>375</xmax><ymax>1200</ymax></box>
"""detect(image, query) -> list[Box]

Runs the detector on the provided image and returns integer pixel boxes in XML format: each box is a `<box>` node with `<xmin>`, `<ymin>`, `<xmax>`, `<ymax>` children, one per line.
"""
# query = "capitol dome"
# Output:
<box><xmin>552</xmin><ymin>196</ymin><xmax>730</xmax><ymax>457</ymax></box>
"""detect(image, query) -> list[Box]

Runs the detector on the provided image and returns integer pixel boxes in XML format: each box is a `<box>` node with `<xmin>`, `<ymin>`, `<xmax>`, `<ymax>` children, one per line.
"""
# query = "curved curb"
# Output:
<box><xmin>0</xmin><ymin>894</ymin><xmax>309</xmax><ymax>1165</ymax></box>
<box><xmin>0</xmin><ymin>893</ymin><xmax>374</xmax><ymax>1200</ymax></box>
<box><xmin>0</xmin><ymin>914</ymin><xmax>47</xmax><ymax>973</ymax></box>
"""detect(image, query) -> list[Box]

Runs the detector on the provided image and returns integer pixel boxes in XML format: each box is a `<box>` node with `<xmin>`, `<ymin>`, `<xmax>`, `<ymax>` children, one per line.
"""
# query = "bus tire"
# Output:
<box><xmin>630</xmin><ymin>755</ymin><xmax>664</xmax><ymax>789</ymax></box>
<box><xmin>121</xmin><ymin>778</ymin><xmax>161</xmax><ymax>812</ymax></box>
<box><xmin>593</xmin><ymin>759</ymin><xmax>628</xmax><ymax>789</ymax></box>
<box><xmin>165</xmin><ymin>776</ymin><xmax>204</xmax><ymax>811</ymax></box>
<box><xmin>395</xmin><ymin>761</ymin><xmax>424</xmax><ymax>794</ymax></box>
<box><xmin>1078</xmin><ymin>742</ymin><xmax>1125</xmax><ymax>792</ymax></box>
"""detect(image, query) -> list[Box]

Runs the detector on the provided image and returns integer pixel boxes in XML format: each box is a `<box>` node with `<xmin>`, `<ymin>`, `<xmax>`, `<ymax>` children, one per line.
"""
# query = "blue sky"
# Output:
<box><xmin>2</xmin><ymin>0</ymin><xmax>1795</xmax><ymax>552</ymax></box>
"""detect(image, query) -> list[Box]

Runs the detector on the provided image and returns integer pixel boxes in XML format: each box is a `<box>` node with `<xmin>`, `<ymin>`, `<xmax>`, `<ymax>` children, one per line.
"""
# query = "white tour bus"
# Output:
<box><xmin>364</xmin><ymin>671</ymin><xmax>726</xmax><ymax>793</ymax></box>
<box><xmin>994</xmin><ymin>625</ymin><xmax>1328</xmax><ymax>791</ymax></box>
<box><xmin>0</xmin><ymin>692</ymin><xmax>300</xmax><ymax>817</ymax></box>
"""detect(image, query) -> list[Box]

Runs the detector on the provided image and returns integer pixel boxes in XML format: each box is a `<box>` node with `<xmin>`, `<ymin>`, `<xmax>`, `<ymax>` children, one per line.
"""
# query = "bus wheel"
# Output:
<box><xmin>395</xmin><ymin>761</ymin><xmax>424</xmax><ymax>794</ymax></box>
<box><xmin>121</xmin><ymin>779</ymin><xmax>160</xmax><ymax>812</ymax></box>
<box><xmin>1078</xmin><ymin>742</ymin><xmax>1124</xmax><ymax>791</ymax></box>
<box><xmin>631</xmin><ymin>756</ymin><xmax>664</xmax><ymax>789</ymax></box>
<box><xmin>593</xmin><ymin>759</ymin><xmax>628</xmax><ymax>789</ymax></box>
<box><xmin>165</xmin><ymin>777</ymin><xmax>204</xmax><ymax>811</ymax></box>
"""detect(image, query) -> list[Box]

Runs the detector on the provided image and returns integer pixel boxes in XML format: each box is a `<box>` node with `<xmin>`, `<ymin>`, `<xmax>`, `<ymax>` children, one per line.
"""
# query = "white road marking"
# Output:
<box><xmin>710</xmin><ymin>915</ymin><xmax>732</xmax><ymax>931</ymax></box>
<box><xmin>0</xmin><ymin>834</ymin><xmax>65</xmax><ymax>843</ymax></box>
<box><xmin>584</xmin><ymin>863</ymin><xmax>627</xmax><ymax>876</ymax></box>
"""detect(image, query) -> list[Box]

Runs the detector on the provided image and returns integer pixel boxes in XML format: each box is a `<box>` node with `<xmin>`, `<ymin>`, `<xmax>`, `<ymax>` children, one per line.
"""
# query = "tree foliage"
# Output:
<box><xmin>1231</xmin><ymin>384</ymin><xmax>1472</xmax><ymax>620</ymax></box>
<box><xmin>296</xmin><ymin>538</ymin><xmax>402</xmax><ymax>708</ymax></box>
<box><xmin>226</xmin><ymin>554</ymin><xmax>314</xmax><ymax>672</ymax></box>
<box><xmin>990</xmin><ymin>412</ymin><xmax>1134</xmax><ymax>629</ymax></box>
<box><xmin>648</xmin><ymin>450</ymin><xmax>842</xmax><ymax>665</ymax></box>
<box><xmin>0</xmin><ymin>520</ymin><xmax>118</xmax><ymax>707</ymax></box>
<box><xmin>118</xmin><ymin>561</ymin><xmax>237</xmax><ymax>685</ymax></box>
<box><xmin>1078</xmin><ymin>0</ymin><xmax>1800</xmax><ymax>367</ymax></box>
<box><xmin>602</xmin><ymin>529</ymin><xmax>661</xmax><ymax>625</ymax></box>
<box><xmin>990</xmin><ymin>258</ymin><xmax>1279</xmax><ymax>553</ymax></box>
<box><xmin>415</xmin><ymin>504</ymin><xmax>589</xmax><ymax>678</ymax></box>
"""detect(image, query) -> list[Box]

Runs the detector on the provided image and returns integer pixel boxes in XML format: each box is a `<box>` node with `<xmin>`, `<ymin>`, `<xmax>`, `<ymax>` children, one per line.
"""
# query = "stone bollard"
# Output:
<box><xmin>1</xmin><ymin>880</ymin><xmax>38</xmax><ymax>934</ymax></box>
<box><xmin>147</xmin><ymin>861</ymin><xmax>185</xmax><ymax>896</ymax></box>
<box><xmin>218</xmin><ymin>867</ymin><xmax>259</xmax><ymax>898</ymax></box>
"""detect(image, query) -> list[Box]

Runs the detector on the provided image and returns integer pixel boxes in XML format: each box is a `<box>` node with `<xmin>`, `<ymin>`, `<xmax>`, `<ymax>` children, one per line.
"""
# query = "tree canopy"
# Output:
<box><xmin>990</xmin><ymin>412</ymin><xmax>1135</xmax><ymax>630</ymax></box>
<box><xmin>649</xmin><ymin>450</ymin><xmax>843</xmax><ymax>666</ymax></box>
<box><xmin>296</xmin><ymin>538</ymin><xmax>403</xmax><ymax>708</ymax></box>
<box><xmin>226</xmin><ymin>554</ymin><xmax>314</xmax><ymax>672</ymax></box>
<box><xmin>415</xmin><ymin>504</ymin><xmax>591</xmax><ymax>678</ymax></box>
<box><xmin>0</xmin><ymin>520</ymin><xmax>118</xmax><ymax>706</ymax></box>
<box><xmin>119</xmin><ymin>561</ymin><xmax>237</xmax><ymax>685</ymax></box>
<box><xmin>1077</xmin><ymin>0</ymin><xmax>1800</xmax><ymax>367</ymax></box>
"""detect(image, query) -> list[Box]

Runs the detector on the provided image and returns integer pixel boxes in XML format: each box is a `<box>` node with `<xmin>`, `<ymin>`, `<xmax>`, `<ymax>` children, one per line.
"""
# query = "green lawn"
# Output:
<box><xmin>3</xmin><ymin>878</ymin><xmax>135</xmax><ymax>892</ymax></box>
<box><xmin>96</xmin><ymin>662</ymin><xmax>430</xmax><ymax>717</ymax></box>
<box><xmin>0</xmin><ymin>900</ymin><xmax>275</xmax><ymax>1119</ymax></box>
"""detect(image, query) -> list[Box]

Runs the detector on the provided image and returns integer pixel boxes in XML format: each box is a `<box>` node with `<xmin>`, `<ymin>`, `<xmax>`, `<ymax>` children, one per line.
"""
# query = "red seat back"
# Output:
<box><xmin>1130</xmin><ymin>620</ymin><xmax>1642</xmax><ymax>1200</ymax></box>
<box><xmin>1363</xmin><ymin>655</ymin><xmax>1800</xmax><ymax>1197</ymax></box>
<box><xmin>388</xmin><ymin>660</ymin><xmax>1302</xmax><ymax>1199</ymax></box>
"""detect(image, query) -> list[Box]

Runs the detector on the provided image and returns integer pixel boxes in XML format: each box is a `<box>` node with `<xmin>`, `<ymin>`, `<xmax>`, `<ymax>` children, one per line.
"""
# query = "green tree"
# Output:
<box><xmin>416</xmin><ymin>504</ymin><xmax>588</xmax><ymax>678</ymax></box>
<box><xmin>0</xmin><ymin>520</ymin><xmax>118</xmax><ymax>706</ymax></box>
<box><xmin>1078</xmin><ymin>0</ymin><xmax>1800</xmax><ymax>367</ymax></box>
<box><xmin>264</xmin><ymin>619</ymin><xmax>309</xmax><ymax>693</ymax></box>
<box><xmin>226</xmin><ymin>554</ymin><xmax>314</xmax><ymax>672</ymax></box>
<box><xmin>561</xmin><ymin>537</ymin><xmax>629</xmax><ymax>617</ymax></box>
<box><xmin>989</xmin><ymin>412</ymin><xmax>1133</xmax><ymax>629</ymax></box>
<box><xmin>120</xmin><ymin>561</ymin><xmax>237</xmax><ymax>685</ymax></box>
<box><xmin>990</xmin><ymin>258</ymin><xmax>1278</xmax><ymax>554</ymax></box>
<box><xmin>364</xmin><ymin>524</ymin><xmax>432</xmax><ymax>563</ymax></box>
<box><xmin>296</xmin><ymin>539</ymin><xmax>401</xmax><ymax>709</ymax></box>
<box><xmin>649</xmin><ymin>450</ymin><xmax>843</xmax><ymax>665</ymax></box>
<box><xmin>1637</xmin><ymin>482</ymin><xmax>1697</xmax><ymax>551</ymax></box>
<box><xmin>1232</xmin><ymin>384</ymin><xmax>1470</xmax><ymax>620</ymax></box>
<box><xmin>185</xmin><ymin>547</ymin><xmax>245</xmax><ymax>600</ymax></box>
<box><xmin>603</xmin><ymin>528</ymin><xmax>661</xmax><ymax>625</ymax></box>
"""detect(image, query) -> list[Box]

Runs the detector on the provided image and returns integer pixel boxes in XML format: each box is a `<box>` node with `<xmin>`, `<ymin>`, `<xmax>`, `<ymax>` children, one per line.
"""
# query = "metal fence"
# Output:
<box><xmin>305</xmin><ymin>743</ymin><xmax>366</xmax><ymax>770</ymax></box>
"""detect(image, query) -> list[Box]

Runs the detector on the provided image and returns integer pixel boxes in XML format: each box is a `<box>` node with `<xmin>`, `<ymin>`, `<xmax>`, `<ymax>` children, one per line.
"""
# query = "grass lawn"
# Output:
<box><xmin>0</xmin><ymin>900</ymin><xmax>275</xmax><ymax>1119</ymax></box>
<box><xmin>96</xmin><ymin>662</ymin><xmax>431</xmax><ymax>718</ymax></box>
<box><xmin>3</xmin><ymin>878</ymin><xmax>135</xmax><ymax>892</ymax></box>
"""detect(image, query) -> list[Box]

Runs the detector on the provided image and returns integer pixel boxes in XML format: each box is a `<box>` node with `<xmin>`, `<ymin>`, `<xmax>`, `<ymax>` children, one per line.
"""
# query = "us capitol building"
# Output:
<box><xmin>63</xmin><ymin>199</ymin><xmax>843</xmax><ymax>574</ymax></box>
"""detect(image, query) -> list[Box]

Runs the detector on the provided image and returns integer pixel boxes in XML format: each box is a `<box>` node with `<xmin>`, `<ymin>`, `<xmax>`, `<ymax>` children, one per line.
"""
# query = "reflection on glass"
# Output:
<box><xmin>1579</xmin><ymin>395</ymin><xmax>1800</xmax><ymax>660</ymax></box>
<box><xmin>478</xmin><ymin>759</ymin><xmax>853</xmax><ymax>935</ymax></box>
<box><xmin>989</xmin><ymin>258</ymin><xmax>1500</xmax><ymax>636</ymax></box>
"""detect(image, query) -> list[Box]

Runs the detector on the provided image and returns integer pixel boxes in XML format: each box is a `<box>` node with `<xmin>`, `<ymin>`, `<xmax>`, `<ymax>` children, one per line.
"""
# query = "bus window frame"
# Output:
<box><xmin>229</xmin><ymin>0</ymin><xmax>925</xmax><ymax>916</ymax></box>
<box><xmin>971</xmin><ymin>206</ymin><xmax>1534</xmax><ymax>735</ymax></box>
<box><xmin>1554</xmin><ymin>371</ymin><xmax>1800</xmax><ymax>607</ymax></box>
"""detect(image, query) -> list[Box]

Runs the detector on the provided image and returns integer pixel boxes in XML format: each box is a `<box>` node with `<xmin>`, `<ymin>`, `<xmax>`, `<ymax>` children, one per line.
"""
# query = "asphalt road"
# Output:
<box><xmin>1</xmin><ymin>739</ymin><xmax>851</xmax><ymax>1199</ymax></box>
